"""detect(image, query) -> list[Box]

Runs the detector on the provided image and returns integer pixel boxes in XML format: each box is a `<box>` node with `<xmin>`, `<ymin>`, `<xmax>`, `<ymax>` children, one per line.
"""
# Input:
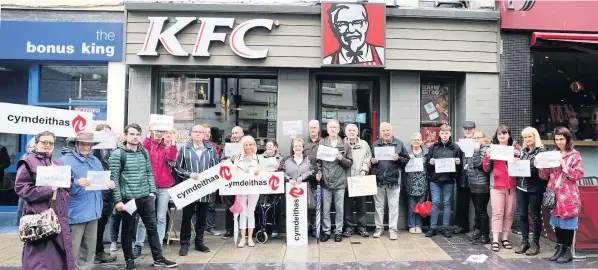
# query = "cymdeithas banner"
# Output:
<box><xmin>0</xmin><ymin>102</ymin><xmax>92</xmax><ymax>137</ymax></box>
<box><xmin>286</xmin><ymin>182</ymin><xmax>308</xmax><ymax>246</ymax></box>
<box><xmin>219</xmin><ymin>171</ymin><xmax>284</xmax><ymax>195</ymax></box>
<box><xmin>168</xmin><ymin>160</ymin><xmax>234</xmax><ymax>209</ymax></box>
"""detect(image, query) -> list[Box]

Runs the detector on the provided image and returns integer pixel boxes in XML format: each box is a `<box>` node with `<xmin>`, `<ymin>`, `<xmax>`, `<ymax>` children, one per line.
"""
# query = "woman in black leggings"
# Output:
<box><xmin>468</xmin><ymin>131</ymin><xmax>491</xmax><ymax>245</ymax></box>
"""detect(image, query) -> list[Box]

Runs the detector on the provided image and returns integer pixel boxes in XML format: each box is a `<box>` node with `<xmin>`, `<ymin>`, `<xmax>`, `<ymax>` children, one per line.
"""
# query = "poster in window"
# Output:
<box><xmin>420</xmin><ymin>79</ymin><xmax>451</xmax><ymax>125</ymax></box>
<box><xmin>162</xmin><ymin>78</ymin><xmax>194</xmax><ymax>121</ymax></box>
<box><xmin>421</xmin><ymin>127</ymin><xmax>440</xmax><ymax>147</ymax></box>
<box><xmin>188</xmin><ymin>78</ymin><xmax>213</xmax><ymax>106</ymax></box>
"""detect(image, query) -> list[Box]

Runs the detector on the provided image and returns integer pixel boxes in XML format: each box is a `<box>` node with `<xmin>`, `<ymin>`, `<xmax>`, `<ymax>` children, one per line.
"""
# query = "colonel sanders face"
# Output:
<box><xmin>329</xmin><ymin>4</ymin><xmax>369</xmax><ymax>53</ymax></box>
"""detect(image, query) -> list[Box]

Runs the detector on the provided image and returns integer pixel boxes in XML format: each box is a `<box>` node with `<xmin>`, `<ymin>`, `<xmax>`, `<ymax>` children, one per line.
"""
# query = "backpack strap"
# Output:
<box><xmin>119</xmin><ymin>147</ymin><xmax>149</xmax><ymax>169</ymax></box>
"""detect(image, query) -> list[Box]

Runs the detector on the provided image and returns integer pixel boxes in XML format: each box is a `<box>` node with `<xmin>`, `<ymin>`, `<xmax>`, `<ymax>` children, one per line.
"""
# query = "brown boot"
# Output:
<box><xmin>525</xmin><ymin>241</ymin><xmax>540</xmax><ymax>256</ymax></box>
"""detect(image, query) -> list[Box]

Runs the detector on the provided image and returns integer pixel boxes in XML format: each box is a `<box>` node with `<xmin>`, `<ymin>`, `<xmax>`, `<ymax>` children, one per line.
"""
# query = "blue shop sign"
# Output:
<box><xmin>0</xmin><ymin>20</ymin><xmax>123</xmax><ymax>61</ymax></box>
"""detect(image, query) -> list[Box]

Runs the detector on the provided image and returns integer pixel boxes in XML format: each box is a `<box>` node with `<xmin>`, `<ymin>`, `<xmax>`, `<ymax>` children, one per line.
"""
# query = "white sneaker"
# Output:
<box><xmin>373</xmin><ymin>228</ymin><xmax>383</xmax><ymax>238</ymax></box>
<box><xmin>248</xmin><ymin>238</ymin><xmax>255</xmax><ymax>247</ymax></box>
<box><xmin>238</xmin><ymin>239</ymin><xmax>246</xmax><ymax>248</ymax></box>
<box><xmin>390</xmin><ymin>231</ymin><xmax>398</xmax><ymax>240</ymax></box>
<box><xmin>110</xmin><ymin>242</ymin><xmax>118</xmax><ymax>252</ymax></box>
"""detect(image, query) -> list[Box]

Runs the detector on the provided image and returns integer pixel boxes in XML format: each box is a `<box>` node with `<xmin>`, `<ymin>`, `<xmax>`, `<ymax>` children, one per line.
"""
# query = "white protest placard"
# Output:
<box><xmin>316</xmin><ymin>145</ymin><xmax>339</xmax><ymax>162</ymax></box>
<box><xmin>168</xmin><ymin>161</ymin><xmax>234</xmax><ymax>209</ymax></box>
<box><xmin>535</xmin><ymin>151</ymin><xmax>561</xmax><ymax>168</ymax></box>
<box><xmin>283</xmin><ymin>120</ymin><xmax>303</xmax><ymax>136</ymax></box>
<box><xmin>348</xmin><ymin>175</ymin><xmax>377</xmax><ymax>197</ymax></box>
<box><xmin>87</xmin><ymin>120</ymin><xmax>108</xmax><ymax>132</ymax></box>
<box><xmin>374</xmin><ymin>147</ymin><xmax>395</xmax><ymax>161</ymax></box>
<box><xmin>508</xmin><ymin>160</ymin><xmax>531</xmax><ymax>177</ymax></box>
<box><xmin>261</xmin><ymin>157</ymin><xmax>279</xmax><ymax>172</ymax></box>
<box><xmin>36</xmin><ymin>165</ymin><xmax>72</xmax><ymax>188</ymax></box>
<box><xmin>405</xmin><ymin>158</ymin><xmax>424</xmax><ymax>173</ymax></box>
<box><xmin>0</xmin><ymin>102</ymin><xmax>93</xmax><ymax>138</ymax></box>
<box><xmin>150</xmin><ymin>114</ymin><xmax>174</xmax><ymax>131</ymax></box>
<box><xmin>224</xmin><ymin>143</ymin><xmax>242</xmax><ymax>158</ymax></box>
<box><xmin>219</xmin><ymin>171</ymin><xmax>285</xmax><ymax>195</ymax></box>
<box><xmin>86</xmin><ymin>171</ymin><xmax>111</xmax><ymax>190</ymax></box>
<box><xmin>286</xmin><ymin>182</ymin><xmax>308</xmax><ymax>246</ymax></box>
<box><xmin>92</xmin><ymin>131</ymin><xmax>117</xmax><ymax>149</ymax></box>
<box><xmin>124</xmin><ymin>199</ymin><xmax>137</xmax><ymax>215</ymax></box>
<box><xmin>458</xmin><ymin>139</ymin><xmax>475</xmax><ymax>158</ymax></box>
<box><xmin>435</xmin><ymin>158</ymin><xmax>456</xmax><ymax>173</ymax></box>
<box><xmin>490</xmin><ymin>144</ymin><xmax>515</xmax><ymax>161</ymax></box>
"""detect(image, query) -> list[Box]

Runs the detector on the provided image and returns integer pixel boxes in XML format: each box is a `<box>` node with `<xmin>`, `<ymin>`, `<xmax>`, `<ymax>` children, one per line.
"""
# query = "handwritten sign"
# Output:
<box><xmin>286</xmin><ymin>182</ymin><xmax>308</xmax><ymax>246</ymax></box>
<box><xmin>219</xmin><ymin>171</ymin><xmax>285</xmax><ymax>195</ymax></box>
<box><xmin>86</xmin><ymin>171</ymin><xmax>111</xmax><ymax>190</ymax></box>
<box><xmin>261</xmin><ymin>157</ymin><xmax>279</xmax><ymax>172</ymax></box>
<box><xmin>93</xmin><ymin>131</ymin><xmax>117</xmax><ymax>149</ymax></box>
<box><xmin>458</xmin><ymin>139</ymin><xmax>475</xmax><ymax>158</ymax></box>
<box><xmin>347</xmin><ymin>175</ymin><xmax>377</xmax><ymax>197</ymax></box>
<box><xmin>150</xmin><ymin>114</ymin><xmax>174</xmax><ymax>131</ymax></box>
<box><xmin>224</xmin><ymin>143</ymin><xmax>242</xmax><ymax>158</ymax></box>
<box><xmin>124</xmin><ymin>199</ymin><xmax>137</xmax><ymax>215</ymax></box>
<box><xmin>316</xmin><ymin>145</ymin><xmax>339</xmax><ymax>162</ymax></box>
<box><xmin>283</xmin><ymin>120</ymin><xmax>303</xmax><ymax>136</ymax></box>
<box><xmin>405</xmin><ymin>158</ymin><xmax>424</xmax><ymax>173</ymax></box>
<box><xmin>490</xmin><ymin>145</ymin><xmax>514</xmax><ymax>161</ymax></box>
<box><xmin>535</xmin><ymin>151</ymin><xmax>561</xmax><ymax>168</ymax></box>
<box><xmin>168</xmin><ymin>161</ymin><xmax>233</xmax><ymax>209</ymax></box>
<box><xmin>507</xmin><ymin>160</ymin><xmax>531</xmax><ymax>177</ymax></box>
<box><xmin>435</xmin><ymin>158</ymin><xmax>455</xmax><ymax>173</ymax></box>
<box><xmin>374</xmin><ymin>147</ymin><xmax>394</xmax><ymax>161</ymax></box>
<box><xmin>36</xmin><ymin>165</ymin><xmax>71</xmax><ymax>188</ymax></box>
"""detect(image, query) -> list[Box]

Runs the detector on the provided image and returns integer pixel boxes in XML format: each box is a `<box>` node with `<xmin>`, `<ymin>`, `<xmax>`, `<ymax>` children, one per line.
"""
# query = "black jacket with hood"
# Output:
<box><xmin>516</xmin><ymin>145</ymin><xmax>548</xmax><ymax>193</ymax></box>
<box><xmin>371</xmin><ymin>137</ymin><xmax>410</xmax><ymax>187</ymax></box>
<box><xmin>426</xmin><ymin>137</ymin><xmax>463</xmax><ymax>183</ymax></box>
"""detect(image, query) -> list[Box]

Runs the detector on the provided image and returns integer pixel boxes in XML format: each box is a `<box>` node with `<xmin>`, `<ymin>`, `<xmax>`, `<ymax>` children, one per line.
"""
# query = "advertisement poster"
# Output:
<box><xmin>321</xmin><ymin>3</ymin><xmax>385</xmax><ymax>66</ymax></box>
<box><xmin>421</xmin><ymin>127</ymin><xmax>440</xmax><ymax>147</ymax></box>
<box><xmin>162</xmin><ymin>77</ymin><xmax>195</xmax><ymax>121</ymax></box>
<box><xmin>420</xmin><ymin>79</ymin><xmax>451</xmax><ymax>125</ymax></box>
<box><xmin>173</xmin><ymin>122</ymin><xmax>193</xmax><ymax>146</ymax></box>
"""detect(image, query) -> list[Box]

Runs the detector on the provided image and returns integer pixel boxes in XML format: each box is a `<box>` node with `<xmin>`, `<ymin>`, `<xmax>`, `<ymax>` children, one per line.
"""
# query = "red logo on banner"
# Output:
<box><xmin>72</xmin><ymin>115</ymin><xmax>87</xmax><ymax>133</ymax></box>
<box><xmin>268</xmin><ymin>175</ymin><xmax>280</xmax><ymax>191</ymax></box>
<box><xmin>289</xmin><ymin>187</ymin><xmax>304</xmax><ymax>199</ymax></box>
<box><xmin>219</xmin><ymin>166</ymin><xmax>232</xmax><ymax>180</ymax></box>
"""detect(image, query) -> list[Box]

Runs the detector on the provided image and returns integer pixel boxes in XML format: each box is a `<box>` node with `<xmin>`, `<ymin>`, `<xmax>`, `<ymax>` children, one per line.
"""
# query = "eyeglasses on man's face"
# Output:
<box><xmin>39</xmin><ymin>141</ymin><xmax>55</xmax><ymax>146</ymax></box>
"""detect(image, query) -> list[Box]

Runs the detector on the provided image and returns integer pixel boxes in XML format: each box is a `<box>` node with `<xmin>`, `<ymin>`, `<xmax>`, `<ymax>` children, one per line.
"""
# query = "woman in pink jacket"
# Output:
<box><xmin>538</xmin><ymin>127</ymin><xmax>584</xmax><ymax>264</ymax></box>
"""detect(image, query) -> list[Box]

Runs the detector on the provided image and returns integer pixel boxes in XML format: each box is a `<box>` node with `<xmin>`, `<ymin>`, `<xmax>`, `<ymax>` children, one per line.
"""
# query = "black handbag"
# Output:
<box><xmin>541</xmin><ymin>156</ymin><xmax>572</xmax><ymax>212</ymax></box>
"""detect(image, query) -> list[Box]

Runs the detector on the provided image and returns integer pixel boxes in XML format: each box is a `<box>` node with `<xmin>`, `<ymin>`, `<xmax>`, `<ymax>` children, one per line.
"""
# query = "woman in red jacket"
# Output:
<box><xmin>483</xmin><ymin>125</ymin><xmax>520</xmax><ymax>252</ymax></box>
<box><xmin>538</xmin><ymin>127</ymin><xmax>584</xmax><ymax>264</ymax></box>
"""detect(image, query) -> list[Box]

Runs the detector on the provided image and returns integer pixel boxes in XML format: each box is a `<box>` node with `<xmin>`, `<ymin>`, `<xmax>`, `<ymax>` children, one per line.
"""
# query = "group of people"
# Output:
<box><xmin>13</xmin><ymin>117</ymin><xmax>584</xmax><ymax>270</ymax></box>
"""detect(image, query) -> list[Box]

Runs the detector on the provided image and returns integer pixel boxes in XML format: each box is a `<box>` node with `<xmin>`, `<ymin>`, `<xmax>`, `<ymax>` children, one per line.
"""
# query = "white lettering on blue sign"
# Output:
<box><xmin>25</xmin><ymin>29</ymin><xmax>117</xmax><ymax>57</ymax></box>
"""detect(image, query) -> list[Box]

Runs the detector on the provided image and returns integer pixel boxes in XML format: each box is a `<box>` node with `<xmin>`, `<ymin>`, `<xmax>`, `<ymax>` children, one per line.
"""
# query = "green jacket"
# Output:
<box><xmin>110</xmin><ymin>142</ymin><xmax>157</xmax><ymax>203</ymax></box>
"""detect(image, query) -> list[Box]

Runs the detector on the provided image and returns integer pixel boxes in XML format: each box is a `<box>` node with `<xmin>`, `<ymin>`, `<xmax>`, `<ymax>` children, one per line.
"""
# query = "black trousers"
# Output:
<box><xmin>121</xmin><ymin>196</ymin><xmax>162</xmax><ymax>261</ymax></box>
<box><xmin>516</xmin><ymin>190</ymin><xmax>543</xmax><ymax>243</ymax></box>
<box><xmin>224</xmin><ymin>195</ymin><xmax>235</xmax><ymax>231</ymax></box>
<box><xmin>455</xmin><ymin>185</ymin><xmax>471</xmax><ymax>231</ymax></box>
<box><xmin>180</xmin><ymin>201</ymin><xmax>209</xmax><ymax>246</ymax></box>
<box><xmin>95</xmin><ymin>212</ymin><xmax>111</xmax><ymax>255</ymax></box>
<box><xmin>274</xmin><ymin>194</ymin><xmax>286</xmax><ymax>232</ymax></box>
<box><xmin>471</xmin><ymin>192</ymin><xmax>490</xmax><ymax>235</ymax></box>
<box><xmin>343</xmin><ymin>188</ymin><xmax>367</xmax><ymax>231</ymax></box>
<box><xmin>555</xmin><ymin>227</ymin><xmax>575</xmax><ymax>246</ymax></box>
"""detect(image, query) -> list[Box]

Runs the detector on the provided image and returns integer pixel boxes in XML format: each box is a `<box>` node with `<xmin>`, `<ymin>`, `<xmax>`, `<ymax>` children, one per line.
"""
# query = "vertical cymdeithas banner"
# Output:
<box><xmin>286</xmin><ymin>182</ymin><xmax>308</xmax><ymax>246</ymax></box>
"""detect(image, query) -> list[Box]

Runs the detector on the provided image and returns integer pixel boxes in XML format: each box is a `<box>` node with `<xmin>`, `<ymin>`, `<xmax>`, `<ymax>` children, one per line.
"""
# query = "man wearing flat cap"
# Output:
<box><xmin>454</xmin><ymin>121</ymin><xmax>476</xmax><ymax>235</ymax></box>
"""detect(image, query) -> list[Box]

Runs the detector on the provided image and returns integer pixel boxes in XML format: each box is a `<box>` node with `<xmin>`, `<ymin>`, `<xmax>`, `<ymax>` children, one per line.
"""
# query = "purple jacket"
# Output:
<box><xmin>14</xmin><ymin>151</ymin><xmax>76</xmax><ymax>270</ymax></box>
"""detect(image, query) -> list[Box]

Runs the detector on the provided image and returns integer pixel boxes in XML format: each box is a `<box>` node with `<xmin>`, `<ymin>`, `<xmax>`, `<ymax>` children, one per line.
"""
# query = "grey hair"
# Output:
<box><xmin>345</xmin><ymin>124</ymin><xmax>358</xmax><ymax>134</ymax></box>
<box><xmin>411</xmin><ymin>132</ymin><xmax>423</xmax><ymax>141</ymax></box>
<box><xmin>35</xmin><ymin>131</ymin><xmax>56</xmax><ymax>143</ymax></box>
<box><xmin>328</xmin><ymin>4</ymin><xmax>368</xmax><ymax>31</ymax></box>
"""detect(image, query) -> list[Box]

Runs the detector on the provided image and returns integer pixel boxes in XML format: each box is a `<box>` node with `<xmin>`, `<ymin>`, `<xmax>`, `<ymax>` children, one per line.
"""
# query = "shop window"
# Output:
<box><xmin>39</xmin><ymin>65</ymin><xmax>108</xmax><ymax>103</ymax></box>
<box><xmin>159</xmin><ymin>71</ymin><xmax>278</xmax><ymax>153</ymax></box>
<box><xmin>419</xmin><ymin>77</ymin><xmax>453</xmax><ymax>147</ymax></box>
<box><xmin>319</xmin><ymin>80</ymin><xmax>373</xmax><ymax>139</ymax></box>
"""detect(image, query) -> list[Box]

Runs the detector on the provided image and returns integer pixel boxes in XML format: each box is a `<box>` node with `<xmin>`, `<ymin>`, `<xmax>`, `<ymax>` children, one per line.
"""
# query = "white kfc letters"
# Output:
<box><xmin>137</xmin><ymin>17</ymin><xmax>279</xmax><ymax>59</ymax></box>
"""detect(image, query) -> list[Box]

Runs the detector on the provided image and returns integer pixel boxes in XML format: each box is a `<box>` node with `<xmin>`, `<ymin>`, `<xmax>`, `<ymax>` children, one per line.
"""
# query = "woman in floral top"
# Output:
<box><xmin>538</xmin><ymin>127</ymin><xmax>584</xmax><ymax>264</ymax></box>
<box><xmin>405</xmin><ymin>133</ymin><xmax>428</xmax><ymax>234</ymax></box>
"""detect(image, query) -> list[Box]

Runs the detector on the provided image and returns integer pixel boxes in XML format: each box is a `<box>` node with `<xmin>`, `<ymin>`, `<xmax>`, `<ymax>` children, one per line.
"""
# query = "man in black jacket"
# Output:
<box><xmin>454</xmin><ymin>121</ymin><xmax>476</xmax><ymax>234</ymax></box>
<box><xmin>425</xmin><ymin>124</ymin><xmax>463</xmax><ymax>238</ymax></box>
<box><xmin>0</xmin><ymin>144</ymin><xmax>10</xmax><ymax>185</ymax></box>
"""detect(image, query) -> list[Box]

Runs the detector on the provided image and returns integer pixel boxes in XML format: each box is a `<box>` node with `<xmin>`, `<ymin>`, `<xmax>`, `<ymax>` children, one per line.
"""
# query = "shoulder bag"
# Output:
<box><xmin>541</xmin><ymin>156</ymin><xmax>573</xmax><ymax>212</ymax></box>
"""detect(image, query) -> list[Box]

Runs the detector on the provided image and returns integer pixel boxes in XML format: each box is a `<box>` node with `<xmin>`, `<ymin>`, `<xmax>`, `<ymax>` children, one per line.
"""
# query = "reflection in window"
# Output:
<box><xmin>39</xmin><ymin>66</ymin><xmax>108</xmax><ymax>103</ymax></box>
<box><xmin>319</xmin><ymin>81</ymin><xmax>372</xmax><ymax>138</ymax></box>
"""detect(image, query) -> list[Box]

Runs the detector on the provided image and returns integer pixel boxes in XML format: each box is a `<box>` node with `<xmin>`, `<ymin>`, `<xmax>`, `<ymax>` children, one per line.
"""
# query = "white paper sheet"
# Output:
<box><xmin>405</xmin><ymin>158</ymin><xmax>424</xmax><ymax>172</ymax></box>
<box><xmin>347</xmin><ymin>175</ymin><xmax>378</xmax><ymax>197</ymax></box>
<box><xmin>374</xmin><ymin>147</ymin><xmax>395</xmax><ymax>161</ymax></box>
<box><xmin>224</xmin><ymin>143</ymin><xmax>242</xmax><ymax>158</ymax></box>
<box><xmin>35</xmin><ymin>165</ymin><xmax>72</xmax><ymax>188</ymax></box>
<box><xmin>507</xmin><ymin>160</ymin><xmax>531</xmax><ymax>177</ymax></box>
<box><xmin>86</xmin><ymin>171</ymin><xmax>111</xmax><ymax>190</ymax></box>
<box><xmin>435</xmin><ymin>158</ymin><xmax>456</xmax><ymax>173</ymax></box>
<box><xmin>282</xmin><ymin>120</ymin><xmax>303</xmax><ymax>136</ymax></box>
<box><xmin>316</xmin><ymin>145</ymin><xmax>339</xmax><ymax>162</ymax></box>
<box><xmin>149</xmin><ymin>114</ymin><xmax>174</xmax><ymax>131</ymax></box>
<box><xmin>124</xmin><ymin>199</ymin><xmax>137</xmax><ymax>215</ymax></box>
<box><xmin>261</xmin><ymin>157</ymin><xmax>280</xmax><ymax>172</ymax></box>
<box><xmin>92</xmin><ymin>131</ymin><xmax>117</xmax><ymax>149</ymax></box>
<box><xmin>458</xmin><ymin>139</ymin><xmax>475</xmax><ymax>158</ymax></box>
<box><xmin>535</xmin><ymin>151</ymin><xmax>561</xmax><ymax>168</ymax></box>
<box><xmin>490</xmin><ymin>144</ymin><xmax>515</xmax><ymax>161</ymax></box>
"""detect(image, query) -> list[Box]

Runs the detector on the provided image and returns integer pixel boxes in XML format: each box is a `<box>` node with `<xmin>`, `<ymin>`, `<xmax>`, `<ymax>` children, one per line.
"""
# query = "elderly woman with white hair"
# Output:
<box><xmin>405</xmin><ymin>133</ymin><xmax>428</xmax><ymax>234</ymax></box>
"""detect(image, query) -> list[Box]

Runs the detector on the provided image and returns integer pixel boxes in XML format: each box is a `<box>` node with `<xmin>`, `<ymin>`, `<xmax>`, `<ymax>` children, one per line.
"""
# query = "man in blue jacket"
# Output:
<box><xmin>61</xmin><ymin>132</ymin><xmax>116</xmax><ymax>270</ymax></box>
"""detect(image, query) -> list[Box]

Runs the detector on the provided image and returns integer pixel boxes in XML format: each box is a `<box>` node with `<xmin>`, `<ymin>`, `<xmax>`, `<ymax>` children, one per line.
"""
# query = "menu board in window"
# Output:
<box><xmin>420</xmin><ymin>79</ymin><xmax>451</xmax><ymax>126</ymax></box>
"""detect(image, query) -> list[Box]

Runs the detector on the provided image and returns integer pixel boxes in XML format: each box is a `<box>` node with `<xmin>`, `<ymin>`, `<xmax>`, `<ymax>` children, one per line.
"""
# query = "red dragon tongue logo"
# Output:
<box><xmin>219</xmin><ymin>166</ymin><xmax>232</xmax><ymax>180</ymax></box>
<box><xmin>289</xmin><ymin>187</ymin><xmax>304</xmax><ymax>199</ymax></box>
<box><xmin>72</xmin><ymin>115</ymin><xmax>87</xmax><ymax>133</ymax></box>
<box><xmin>268</xmin><ymin>175</ymin><xmax>280</xmax><ymax>191</ymax></box>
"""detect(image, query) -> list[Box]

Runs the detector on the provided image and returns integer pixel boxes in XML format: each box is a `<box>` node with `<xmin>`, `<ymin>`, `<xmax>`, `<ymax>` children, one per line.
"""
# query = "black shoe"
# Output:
<box><xmin>443</xmin><ymin>229</ymin><xmax>452</xmax><ymax>238</ymax></box>
<box><xmin>179</xmin><ymin>245</ymin><xmax>189</xmax><ymax>256</ymax></box>
<box><xmin>469</xmin><ymin>230</ymin><xmax>481</xmax><ymax>242</ymax></box>
<box><xmin>272</xmin><ymin>229</ymin><xmax>279</xmax><ymax>239</ymax></box>
<box><xmin>479</xmin><ymin>235</ymin><xmax>491</xmax><ymax>245</ymax></box>
<box><xmin>556</xmin><ymin>245</ymin><xmax>573</xmax><ymax>264</ymax></box>
<box><xmin>132</xmin><ymin>245</ymin><xmax>142</xmax><ymax>259</ymax></box>
<box><xmin>515</xmin><ymin>241</ymin><xmax>530</xmax><ymax>254</ymax></box>
<box><xmin>320</xmin><ymin>234</ymin><xmax>330</xmax><ymax>242</ymax></box>
<box><xmin>222</xmin><ymin>230</ymin><xmax>233</xmax><ymax>239</ymax></box>
<box><xmin>154</xmin><ymin>256</ymin><xmax>178</xmax><ymax>268</ymax></box>
<box><xmin>425</xmin><ymin>229</ymin><xmax>437</xmax><ymax>237</ymax></box>
<box><xmin>125</xmin><ymin>259</ymin><xmax>135</xmax><ymax>270</ymax></box>
<box><xmin>550</xmin><ymin>244</ymin><xmax>564</xmax><ymax>261</ymax></box>
<box><xmin>357</xmin><ymin>228</ymin><xmax>369</xmax><ymax>237</ymax></box>
<box><xmin>343</xmin><ymin>228</ymin><xmax>353</xmax><ymax>238</ymax></box>
<box><xmin>453</xmin><ymin>226</ymin><xmax>467</xmax><ymax>234</ymax></box>
<box><xmin>335</xmin><ymin>233</ymin><xmax>343</xmax><ymax>242</ymax></box>
<box><xmin>93</xmin><ymin>252</ymin><xmax>117</xmax><ymax>264</ymax></box>
<box><xmin>195</xmin><ymin>243</ymin><xmax>210</xmax><ymax>253</ymax></box>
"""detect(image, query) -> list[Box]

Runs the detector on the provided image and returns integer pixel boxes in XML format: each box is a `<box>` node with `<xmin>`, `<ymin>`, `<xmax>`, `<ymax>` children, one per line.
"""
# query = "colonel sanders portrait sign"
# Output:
<box><xmin>322</xmin><ymin>3</ymin><xmax>385</xmax><ymax>66</ymax></box>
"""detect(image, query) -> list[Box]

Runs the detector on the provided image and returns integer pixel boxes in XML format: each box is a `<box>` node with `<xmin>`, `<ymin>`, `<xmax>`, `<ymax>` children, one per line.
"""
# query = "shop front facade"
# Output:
<box><xmin>125</xmin><ymin>2</ymin><xmax>500</xmax><ymax>228</ymax></box>
<box><xmin>0</xmin><ymin>9</ymin><xmax>125</xmax><ymax>210</ymax></box>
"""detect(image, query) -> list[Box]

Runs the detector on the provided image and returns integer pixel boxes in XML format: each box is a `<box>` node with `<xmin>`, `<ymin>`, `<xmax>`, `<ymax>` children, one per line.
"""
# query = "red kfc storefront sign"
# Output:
<box><xmin>137</xmin><ymin>17</ymin><xmax>280</xmax><ymax>59</ymax></box>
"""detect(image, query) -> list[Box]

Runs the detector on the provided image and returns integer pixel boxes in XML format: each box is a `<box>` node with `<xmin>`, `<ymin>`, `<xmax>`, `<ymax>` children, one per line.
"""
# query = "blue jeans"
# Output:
<box><xmin>110</xmin><ymin>211</ymin><xmax>122</xmax><ymax>242</ymax></box>
<box><xmin>135</xmin><ymin>189</ymin><xmax>170</xmax><ymax>247</ymax></box>
<box><xmin>408</xmin><ymin>195</ymin><xmax>426</xmax><ymax>228</ymax></box>
<box><xmin>430</xmin><ymin>182</ymin><xmax>454</xmax><ymax>229</ymax></box>
<box><xmin>206</xmin><ymin>195</ymin><xmax>216</xmax><ymax>231</ymax></box>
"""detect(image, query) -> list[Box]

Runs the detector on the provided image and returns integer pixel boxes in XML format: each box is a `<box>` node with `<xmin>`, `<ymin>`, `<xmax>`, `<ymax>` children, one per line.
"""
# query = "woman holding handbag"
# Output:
<box><xmin>538</xmin><ymin>127</ymin><xmax>584</xmax><ymax>264</ymax></box>
<box><xmin>405</xmin><ymin>133</ymin><xmax>428</xmax><ymax>234</ymax></box>
<box><xmin>15</xmin><ymin>131</ymin><xmax>76</xmax><ymax>270</ymax></box>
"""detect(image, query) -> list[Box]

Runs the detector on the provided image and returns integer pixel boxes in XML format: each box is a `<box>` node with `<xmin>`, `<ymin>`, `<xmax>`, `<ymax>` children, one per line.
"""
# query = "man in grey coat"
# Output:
<box><xmin>343</xmin><ymin>124</ymin><xmax>371</xmax><ymax>237</ymax></box>
<box><xmin>317</xmin><ymin>119</ymin><xmax>353</xmax><ymax>242</ymax></box>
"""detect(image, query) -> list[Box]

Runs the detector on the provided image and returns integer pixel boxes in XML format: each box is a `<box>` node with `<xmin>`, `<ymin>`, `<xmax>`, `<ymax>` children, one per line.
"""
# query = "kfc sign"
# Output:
<box><xmin>137</xmin><ymin>17</ymin><xmax>280</xmax><ymax>59</ymax></box>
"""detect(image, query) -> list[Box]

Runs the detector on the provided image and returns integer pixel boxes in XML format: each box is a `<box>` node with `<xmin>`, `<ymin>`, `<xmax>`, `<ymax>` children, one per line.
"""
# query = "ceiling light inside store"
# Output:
<box><xmin>545</xmin><ymin>56</ymin><xmax>549</xmax><ymax>59</ymax></box>
<box><xmin>92</xmin><ymin>74</ymin><xmax>102</xmax><ymax>80</ymax></box>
